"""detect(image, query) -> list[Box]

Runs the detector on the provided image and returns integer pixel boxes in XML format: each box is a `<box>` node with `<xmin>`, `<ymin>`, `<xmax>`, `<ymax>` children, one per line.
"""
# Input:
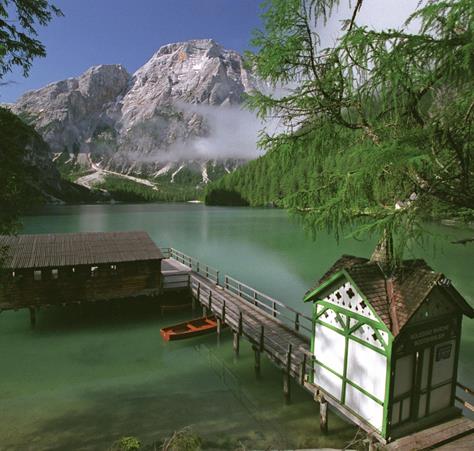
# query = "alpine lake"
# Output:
<box><xmin>0</xmin><ymin>203</ymin><xmax>472</xmax><ymax>450</ymax></box>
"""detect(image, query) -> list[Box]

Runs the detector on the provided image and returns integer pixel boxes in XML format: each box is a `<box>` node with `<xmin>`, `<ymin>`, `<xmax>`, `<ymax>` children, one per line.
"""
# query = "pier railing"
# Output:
<box><xmin>223</xmin><ymin>275</ymin><xmax>313</xmax><ymax>338</ymax></box>
<box><xmin>456</xmin><ymin>381</ymin><xmax>474</xmax><ymax>417</ymax></box>
<box><xmin>190</xmin><ymin>276</ymin><xmax>307</xmax><ymax>377</ymax></box>
<box><xmin>162</xmin><ymin>247</ymin><xmax>313</xmax><ymax>340</ymax></box>
<box><xmin>161</xmin><ymin>248</ymin><xmax>220</xmax><ymax>284</ymax></box>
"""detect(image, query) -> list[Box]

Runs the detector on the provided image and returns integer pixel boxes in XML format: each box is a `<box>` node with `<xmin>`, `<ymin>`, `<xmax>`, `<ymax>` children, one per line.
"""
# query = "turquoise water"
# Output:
<box><xmin>0</xmin><ymin>203</ymin><xmax>472</xmax><ymax>450</ymax></box>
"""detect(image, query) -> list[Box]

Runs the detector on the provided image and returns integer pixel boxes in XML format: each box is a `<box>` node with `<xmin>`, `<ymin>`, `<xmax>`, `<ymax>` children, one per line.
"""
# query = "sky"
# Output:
<box><xmin>0</xmin><ymin>0</ymin><xmax>262</xmax><ymax>103</ymax></box>
<box><xmin>0</xmin><ymin>0</ymin><xmax>423</xmax><ymax>104</ymax></box>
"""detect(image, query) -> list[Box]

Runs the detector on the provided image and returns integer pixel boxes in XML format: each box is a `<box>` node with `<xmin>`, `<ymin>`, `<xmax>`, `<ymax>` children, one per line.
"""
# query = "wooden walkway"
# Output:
<box><xmin>386</xmin><ymin>417</ymin><xmax>474</xmax><ymax>450</ymax></box>
<box><xmin>160</xmin><ymin>248</ymin><xmax>474</xmax><ymax>449</ymax></box>
<box><xmin>161</xmin><ymin>249</ymin><xmax>313</xmax><ymax>389</ymax></box>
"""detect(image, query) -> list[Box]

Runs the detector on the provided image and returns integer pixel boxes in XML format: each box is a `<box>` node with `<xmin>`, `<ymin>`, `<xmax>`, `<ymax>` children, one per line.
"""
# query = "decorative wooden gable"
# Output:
<box><xmin>310</xmin><ymin>274</ymin><xmax>392</xmax><ymax>434</ymax></box>
<box><xmin>321</xmin><ymin>280</ymin><xmax>378</xmax><ymax>320</ymax></box>
<box><xmin>406</xmin><ymin>286</ymin><xmax>456</xmax><ymax>326</ymax></box>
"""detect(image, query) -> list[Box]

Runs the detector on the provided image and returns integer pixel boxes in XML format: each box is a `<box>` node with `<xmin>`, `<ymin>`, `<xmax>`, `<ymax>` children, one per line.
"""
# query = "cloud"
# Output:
<box><xmin>167</xmin><ymin>102</ymin><xmax>278</xmax><ymax>161</ymax></box>
<box><xmin>112</xmin><ymin>102</ymin><xmax>282</xmax><ymax>165</ymax></box>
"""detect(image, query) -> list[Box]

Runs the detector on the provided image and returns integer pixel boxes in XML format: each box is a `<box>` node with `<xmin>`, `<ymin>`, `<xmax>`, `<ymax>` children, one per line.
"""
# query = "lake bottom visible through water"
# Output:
<box><xmin>0</xmin><ymin>203</ymin><xmax>472</xmax><ymax>450</ymax></box>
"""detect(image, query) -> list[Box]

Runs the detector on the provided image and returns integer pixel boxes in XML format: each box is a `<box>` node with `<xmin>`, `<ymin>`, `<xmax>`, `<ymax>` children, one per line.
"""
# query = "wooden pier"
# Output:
<box><xmin>161</xmin><ymin>248</ymin><xmax>474</xmax><ymax>449</ymax></box>
<box><xmin>1</xmin><ymin>234</ymin><xmax>472</xmax><ymax>449</ymax></box>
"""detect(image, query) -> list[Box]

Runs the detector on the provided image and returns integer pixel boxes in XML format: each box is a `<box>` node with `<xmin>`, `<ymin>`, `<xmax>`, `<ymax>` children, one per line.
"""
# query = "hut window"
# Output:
<box><xmin>347</xmin><ymin>288</ymin><xmax>355</xmax><ymax>298</ymax></box>
<box><xmin>51</xmin><ymin>269</ymin><xmax>59</xmax><ymax>280</ymax></box>
<box><xmin>34</xmin><ymin>270</ymin><xmax>42</xmax><ymax>281</ymax></box>
<box><xmin>91</xmin><ymin>266</ymin><xmax>99</xmax><ymax>278</ymax></box>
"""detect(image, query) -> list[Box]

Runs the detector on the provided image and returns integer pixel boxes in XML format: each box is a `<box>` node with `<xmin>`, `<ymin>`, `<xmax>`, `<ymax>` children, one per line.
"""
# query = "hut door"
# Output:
<box><xmin>414</xmin><ymin>340</ymin><xmax>456</xmax><ymax>420</ymax></box>
<box><xmin>413</xmin><ymin>348</ymin><xmax>431</xmax><ymax>420</ymax></box>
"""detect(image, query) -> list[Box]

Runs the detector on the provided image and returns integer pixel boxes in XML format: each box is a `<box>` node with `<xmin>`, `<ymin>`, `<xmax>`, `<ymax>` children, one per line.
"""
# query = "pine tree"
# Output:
<box><xmin>244</xmin><ymin>0</ymin><xmax>474</xmax><ymax>264</ymax></box>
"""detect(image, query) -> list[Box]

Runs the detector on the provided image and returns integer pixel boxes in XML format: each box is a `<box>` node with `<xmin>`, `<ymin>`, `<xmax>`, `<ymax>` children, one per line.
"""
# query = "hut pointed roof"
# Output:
<box><xmin>305</xmin><ymin>255</ymin><xmax>474</xmax><ymax>335</ymax></box>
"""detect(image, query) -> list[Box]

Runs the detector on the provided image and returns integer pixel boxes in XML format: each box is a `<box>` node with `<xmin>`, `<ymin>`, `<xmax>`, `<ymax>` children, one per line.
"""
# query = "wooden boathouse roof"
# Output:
<box><xmin>305</xmin><ymin>255</ymin><xmax>474</xmax><ymax>335</ymax></box>
<box><xmin>0</xmin><ymin>231</ymin><xmax>164</xmax><ymax>269</ymax></box>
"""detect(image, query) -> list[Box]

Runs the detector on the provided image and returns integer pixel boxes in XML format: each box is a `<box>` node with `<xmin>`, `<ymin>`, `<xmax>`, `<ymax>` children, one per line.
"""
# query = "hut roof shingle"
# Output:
<box><xmin>307</xmin><ymin>255</ymin><xmax>474</xmax><ymax>335</ymax></box>
<box><xmin>0</xmin><ymin>231</ymin><xmax>164</xmax><ymax>269</ymax></box>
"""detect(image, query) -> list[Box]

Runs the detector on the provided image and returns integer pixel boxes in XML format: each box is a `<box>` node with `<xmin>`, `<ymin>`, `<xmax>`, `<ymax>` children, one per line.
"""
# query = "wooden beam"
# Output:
<box><xmin>253</xmin><ymin>345</ymin><xmax>261</xmax><ymax>377</ymax></box>
<box><xmin>284</xmin><ymin>343</ymin><xmax>292</xmax><ymax>403</ymax></box>
<box><xmin>319</xmin><ymin>394</ymin><xmax>329</xmax><ymax>434</ymax></box>
<box><xmin>300</xmin><ymin>353</ymin><xmax>307</xmax><ymax>386</ymax></box>
<box><xmin>221</xmin><ymin>300</ymin><xmax>226</xmax><ymax>323</ymax></box>
<box><xmin>217</xmin><ymin>317</ymin><xmax>222</xmax><ymax>336</ymax></box>
<box><xmin>233</xmin><ymin>331</ymin><xmax>240</xmax><ymax>356</ymax></box>
<box><xmin>29</xmin><ymin>307</ymin><xmax>36</xmax><ymax>328</ymax></box>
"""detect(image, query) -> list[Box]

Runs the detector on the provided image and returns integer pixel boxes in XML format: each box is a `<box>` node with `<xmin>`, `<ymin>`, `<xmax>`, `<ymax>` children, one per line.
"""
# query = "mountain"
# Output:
<box><xmin>11</xmin><ymin>39</ymin><xmax>257</xmax><ymax>189</ymax></box>
<box><xmin>0</xmin><ymin>107</ymin><xmax>97</xmax><ymax>205</ymax></box>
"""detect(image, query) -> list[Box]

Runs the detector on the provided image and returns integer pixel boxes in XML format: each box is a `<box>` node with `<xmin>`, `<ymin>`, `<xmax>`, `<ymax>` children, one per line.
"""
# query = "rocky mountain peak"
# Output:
<box><xmin>11</xmin><ymin>39</ymin><xmax>258</xmax><ymax>182</ymax></box>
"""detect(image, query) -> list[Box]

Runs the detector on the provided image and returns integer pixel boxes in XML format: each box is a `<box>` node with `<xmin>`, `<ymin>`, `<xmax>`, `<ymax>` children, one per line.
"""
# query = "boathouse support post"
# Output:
<box><xmin>253</xmin><ymin>346</ymin><xmax>261</xmax><ymax>377</ymax></box>
<box><xmin>318</xmin><ymin>393</ymin><xmax>329</xmax><ymax>434</ymax></box>
<box><xmin>29</xmin><ymin>307</ymin><xmax>36</xmax><ymax>328</ymax></box>
<box><xmin>284</xmin><ymin>343</ymin><xmax>292</xmax><ymax>403</ymax></box>
<box><xmin>259</xmin><ymin>324</ymin><xmax>264</xmax><ymax>352</ymax></box>
<box><xmin>208</xmin><ymin>291</ymin><xmax>212</xmax><ymax>312</ymax></box>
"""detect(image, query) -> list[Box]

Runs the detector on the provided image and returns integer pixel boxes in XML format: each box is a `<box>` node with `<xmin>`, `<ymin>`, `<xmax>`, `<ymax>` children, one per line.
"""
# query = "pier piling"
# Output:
<box><xmin>233</xmin><ymin>331</ymin><xmax>240</xmax><ymax>356</ymax></box>
<box><xmin>253</xmin><ymin>346</ymin><xmax>261</xmax><ymax>377</ymax></box>
<box><xmin>29</xmin><ymin>307</ymin><xmax>36</xmax><ymax>328</ymax></box>
<box><xmin>319</xmin><ymin>394</ymin><xmax>329</xmax><ymax>434</ymax></box>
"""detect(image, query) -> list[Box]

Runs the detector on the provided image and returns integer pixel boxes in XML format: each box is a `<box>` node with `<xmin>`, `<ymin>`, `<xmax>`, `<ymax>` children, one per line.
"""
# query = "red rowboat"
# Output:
<box><xmin>160</xmin><ymin>316</ymin><xmax>221</xmax><ymax>341</ymax></box>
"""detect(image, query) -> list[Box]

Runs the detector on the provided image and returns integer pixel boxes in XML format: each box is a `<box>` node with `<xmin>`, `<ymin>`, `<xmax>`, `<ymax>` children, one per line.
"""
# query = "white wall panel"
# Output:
<box><xmin>345</xmin><ymin>384</ymin><xmax>384</xmax><ymax>431</ymax></box>
<box><xmin>314</xmin><ymin>323</ymin><xmax>345</xmax><ymax>375</ymax></box>
<box><xmin>429</xmin><ymin>384</ymin><xmax>452</xmax><ymax>414</ymax></box>
<box><xmin>431</xmin><ymin>340</ymin><xmax>456</xmax><ymax>386</ymax></box>
<box><xmin>393</xmin><ymin>355</ymin><xmax>413</xmax><ymax>397</ymax></box>
<box><xmin>319</xmin><ymin>308</ymin><xmax>344</xmax><ymax>330</ymax></box>
<box><xmin>347</xmin><ymin>340</ymin><xmax>387</xmax><ymax>401</ymax></box>
<box><xmin>314</xmin><ymin>363</ymin><xmax>343</xmax><ymax>401</ymax></box>
<box><xmin>391</xmin><ymin>401</ymin><xmax>401</xmax><ymax>425</ymax></box>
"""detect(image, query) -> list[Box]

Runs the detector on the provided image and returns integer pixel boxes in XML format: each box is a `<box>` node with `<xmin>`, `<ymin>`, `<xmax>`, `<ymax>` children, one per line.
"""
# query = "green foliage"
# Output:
<box><xmin>96</xmin><ymin>175</ymin><xmax>201</xmax><ymax>203</ymax></box>
<box><xmin>171</xmin><ymin>167</ymin><xmax>202</xmax><ymax>186</ymax></box>
<box><xmin>54</xmin><ymin>149</ymin><xmax>93</xmax><ymax>182</ymax></box>
<box><xmin>0</xmin><ymin>0</ymin><xmax>62</xmax><ymax>78</ymax></box>
<box><xmin>243</xmin><ymin>0</ymin><xmax>474</xmax><ymax>262</ymax></box>
<box><xmin>162</xmin><ymin>427</ymin><xmax>202</xmax><ymax>451</ymax></box>
<box><xmin>205</xmin><ymin>188</ymin><xmax>249</xmax><ymax>206</ymax></box>
<box><xmin>110</xmin><ymin>436</ymin><xmax>141</xmax><ymax>451</ymax></box>
<box><xmin>0</xmin><ymin>107</ymin><xmax>43</xmax><ymax>234</ymax></box>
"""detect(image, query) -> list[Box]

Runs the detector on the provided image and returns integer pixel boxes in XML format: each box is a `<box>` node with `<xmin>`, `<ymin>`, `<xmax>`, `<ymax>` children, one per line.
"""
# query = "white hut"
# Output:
<box><xmin>304</xmin><ymin>253</ymin><xmax>473</xmax><ymax>442</ymax></box>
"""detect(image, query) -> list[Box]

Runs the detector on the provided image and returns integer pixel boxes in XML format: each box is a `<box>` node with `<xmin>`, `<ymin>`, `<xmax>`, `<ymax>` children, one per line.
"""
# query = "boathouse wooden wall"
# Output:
<box><xmin>0</xmin><ymin>260</ymin><xmax>161</xmax><ymax>309</ymax></box>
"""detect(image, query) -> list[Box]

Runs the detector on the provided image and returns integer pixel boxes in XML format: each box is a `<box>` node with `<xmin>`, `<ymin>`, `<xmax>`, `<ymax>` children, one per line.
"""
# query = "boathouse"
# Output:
<box><xmin>0</xmin><ymin>231</ymin><xmax>164</xmax><ymax>313</ymax></box>
<box><xmin>304</xmin><ymin>252</ymin><xmax>473</xmax><ymax>442</ymax></box>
